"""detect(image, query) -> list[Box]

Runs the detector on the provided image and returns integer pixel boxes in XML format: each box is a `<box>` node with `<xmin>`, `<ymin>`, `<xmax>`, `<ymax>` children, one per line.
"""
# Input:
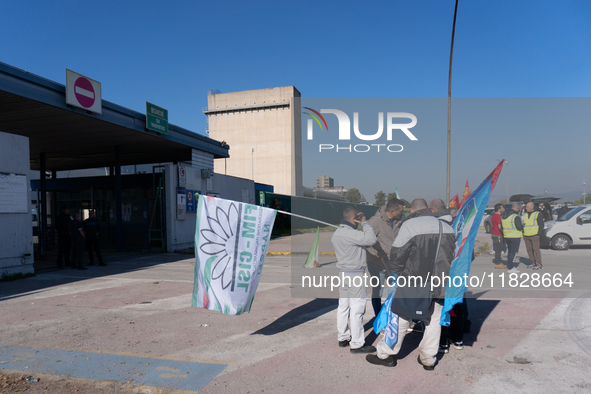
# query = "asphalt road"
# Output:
<box><xmin>1</xmin><ymin>230</ymin><xmax>590</xmax><ymax>393</ymax></box>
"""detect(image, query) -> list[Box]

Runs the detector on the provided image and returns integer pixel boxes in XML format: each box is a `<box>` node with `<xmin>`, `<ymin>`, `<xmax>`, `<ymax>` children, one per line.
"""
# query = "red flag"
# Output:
<box><xmin>449</xmin><ymin>194</ymin><xmax>460</xmax><ymax>208</ymax></box>
<box><xmin>459</xmin><ymin>180</ymin><xmax>470</xmax><ymax>207</ymax></box>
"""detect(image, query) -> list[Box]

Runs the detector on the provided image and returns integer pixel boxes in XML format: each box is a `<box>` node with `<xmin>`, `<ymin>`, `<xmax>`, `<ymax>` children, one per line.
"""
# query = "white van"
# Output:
<box><xmin>543</xmin><ymin>205</ymin><xmax>591</xmax><ymax>250</ymax></box>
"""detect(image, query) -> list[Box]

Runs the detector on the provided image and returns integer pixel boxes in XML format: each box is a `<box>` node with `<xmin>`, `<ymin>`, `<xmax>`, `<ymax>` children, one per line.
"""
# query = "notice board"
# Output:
<box><xmin>0</xmin><ymin>173</ymin><xmax>28</xmax><ymax>213</ymax></box>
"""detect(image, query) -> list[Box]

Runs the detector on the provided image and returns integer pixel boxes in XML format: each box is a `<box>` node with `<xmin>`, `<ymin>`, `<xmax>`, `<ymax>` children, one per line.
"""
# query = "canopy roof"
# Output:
<box><xmin>0</xmin><ymin>62</ymin><xmax>229</xmax><ymax>171</ymax></box>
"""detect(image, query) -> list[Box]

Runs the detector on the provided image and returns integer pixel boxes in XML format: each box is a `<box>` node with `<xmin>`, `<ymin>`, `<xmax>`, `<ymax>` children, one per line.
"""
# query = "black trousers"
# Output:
<box><xmin>71</xmin><ymin>240</ymin><xmax>85</xmax><ymax>268</ymax></box>
<box><xmin>57</xmin><ymin>233</ymin><xmax>71</xmax><ymax>266</ymax></box>
<box><xmin>440</xmin><ymin>300</ymin><xmax>468</xmax><ymax>345</ymax></box>
<box><xmin>86</xmin><ymin>238</ymin><xmax>103</xmax><ymax>264</ymax></box>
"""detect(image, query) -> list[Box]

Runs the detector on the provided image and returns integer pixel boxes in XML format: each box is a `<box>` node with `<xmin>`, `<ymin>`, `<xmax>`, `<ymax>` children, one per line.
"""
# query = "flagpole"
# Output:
<box><xmin>276</xmin><ymin>210</ymin><xmax>339</xmax><ymax>229</ymax></box>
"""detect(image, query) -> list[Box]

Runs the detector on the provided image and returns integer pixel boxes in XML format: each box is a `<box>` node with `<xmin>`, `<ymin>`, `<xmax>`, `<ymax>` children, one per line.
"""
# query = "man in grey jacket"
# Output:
<box><xmin>366</xmin><ymin>198</ymin><xmax>405</xmax><ymax>316</ymax></box>
<box><xmin>331</xmin><ymin>206</ymin><xmax>377</xmax><ymax>353</ymax></box>
<box><xmin>366</xmin><ymin>198</ymin><xmax>456</xmax><ymax>370</ymax></box>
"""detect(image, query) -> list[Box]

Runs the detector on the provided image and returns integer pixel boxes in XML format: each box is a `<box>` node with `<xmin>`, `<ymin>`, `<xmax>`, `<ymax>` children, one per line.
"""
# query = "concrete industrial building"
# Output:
<box><xmin>204</xmin><ymin>86</ymin><xmax>303</xmax><ymax>196</ymax></box>
<box><xmin>316</xmin><ymin>175</ymin><xmax>334</xmax><ymax>189</ymax></box>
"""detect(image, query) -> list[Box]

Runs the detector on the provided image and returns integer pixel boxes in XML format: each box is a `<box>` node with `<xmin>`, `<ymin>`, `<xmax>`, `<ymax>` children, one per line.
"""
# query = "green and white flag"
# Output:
<box><xmin>303</xmin><ymin>227</ymin><xmax>320</xmax><ymax>268</ymax></box>
<box><xmin>192</xmin><ymin>195</ymin><xmax>276</xmax><ymax>315</ymax></box>
<box><xmin>395</xmin><ymin>187</ymin><xmax>401</xmax><ymax>199</ymax></box>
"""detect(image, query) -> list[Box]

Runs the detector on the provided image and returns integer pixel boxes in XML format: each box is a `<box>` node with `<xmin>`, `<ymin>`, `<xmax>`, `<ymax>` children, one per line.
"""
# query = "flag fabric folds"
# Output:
<box><xmin>459</xmin><ymin>180</ymin><xmax>470</xmax><ymax>207</ymax></box>
<box><xmin>441</xmin><ymin>161</ymin><xmax>504</xmax><ymax>326</ymax></box>
<box><xmin>449</xmin><ymin>194</ymin><xmax>460</xmax><ymax>208</ymax></box>
<box><xmin>192</xmin><ymin>195</ymin><xmax>277</xmax><ymax>315</ymax></box>
<box><xmin>373</xmin><ymin>284</ymin><xmax>399</xmax><ymax>348</ymax></box>
<box><xmin>395</xmin><ymin>187</ymin><xmax>401</xmax><ymax>199</ymax></box>
<box><xmin>303</xmin><ymin>227</ymin><xmax>320</xmax><ymax>268</ymax></box>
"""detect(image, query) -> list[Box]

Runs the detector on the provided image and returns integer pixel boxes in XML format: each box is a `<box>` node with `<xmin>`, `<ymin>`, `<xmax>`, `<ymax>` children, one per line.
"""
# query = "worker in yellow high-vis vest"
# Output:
<box><xmin>522</xmin><ymin>202</ymin><xmax>544</xmax><ymax>270</ymax></box>
<box><xmin>502</xmin><ymin>203</ymin><xmax>524</xmax><ymax>273</ymax></box>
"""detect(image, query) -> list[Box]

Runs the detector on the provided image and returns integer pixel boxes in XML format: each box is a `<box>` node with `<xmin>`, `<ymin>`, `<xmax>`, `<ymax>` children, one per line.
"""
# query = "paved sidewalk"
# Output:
<box><xmin>1</xmin><ymin>232</ymin><xmax>590</xmax><ymax>393</ymax></box>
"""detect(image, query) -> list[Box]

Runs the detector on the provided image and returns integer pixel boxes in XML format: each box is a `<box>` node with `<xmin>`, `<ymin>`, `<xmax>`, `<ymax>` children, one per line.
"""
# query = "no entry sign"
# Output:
<box><xmin>66</xmin><ymin>69</ymin><xmax>102</xmax><ymax>114</ymax></box>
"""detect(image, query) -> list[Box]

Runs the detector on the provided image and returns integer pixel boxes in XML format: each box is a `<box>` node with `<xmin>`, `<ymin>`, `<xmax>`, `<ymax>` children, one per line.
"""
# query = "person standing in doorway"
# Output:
<box><xmin>84</xmin><ymin>209</ymin><xmax>105</xmax><ymax>266</ymax></box>
<box><xmin>56</xmin><ymin>205</ymin><xmax>72</xmax><ymax>268</ymax></box>
<box><xmin>70</xmin><ymin>213</ymin><xmax>87</xmax><ymax>270</ymax></box>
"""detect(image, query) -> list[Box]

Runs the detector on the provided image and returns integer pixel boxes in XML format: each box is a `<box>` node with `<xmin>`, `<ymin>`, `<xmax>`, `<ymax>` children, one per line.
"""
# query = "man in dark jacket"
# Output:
<box><xmin>366</xmin><ymin>198</ymin><xmax>456</xmax><ymax>370</ymax></box>
<box><xmin>366</xmin><ymin>198</ymin><xmax>405</xmax><ymax>316</ymax></box>
<box><xmin>70</xmin><ymin>213</ymin><xmax>87</xmax><ymax>270</ymax></box>
<box><xmin>84</xmin><ymin>209</ymin><xmax>105</xmax><ymax>266</ymax></box>
<box><xmin>56</xmin><ymin>205</ymin><xmax>71</xmax><ymax>268</ymax></box>
<box><xmin>555</xmin><ymin>202</ymin><xmax>569</xmax><ymax>220</ymax></box>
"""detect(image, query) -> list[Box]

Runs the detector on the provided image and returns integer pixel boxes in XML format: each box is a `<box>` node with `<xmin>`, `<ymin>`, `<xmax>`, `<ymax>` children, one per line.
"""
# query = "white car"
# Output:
<box><xmin>543</xmin><ymin>205</ymin><xmax>591</xmax><ymax>250</ymax></box>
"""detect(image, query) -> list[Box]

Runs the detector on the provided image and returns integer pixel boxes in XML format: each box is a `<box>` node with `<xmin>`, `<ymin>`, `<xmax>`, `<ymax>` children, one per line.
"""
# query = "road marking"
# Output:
<box><xmin>0</xmin><ymin>344</ymin><xmax>227</xmax><ymax>392</ymax></box>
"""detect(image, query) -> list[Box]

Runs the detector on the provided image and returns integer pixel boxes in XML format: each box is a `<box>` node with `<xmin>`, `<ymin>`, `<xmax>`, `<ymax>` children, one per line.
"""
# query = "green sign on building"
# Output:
<box><xmin>146</xmin><ymin>102</ymin><xmax>168</xmax><ymax>134</ymax></box>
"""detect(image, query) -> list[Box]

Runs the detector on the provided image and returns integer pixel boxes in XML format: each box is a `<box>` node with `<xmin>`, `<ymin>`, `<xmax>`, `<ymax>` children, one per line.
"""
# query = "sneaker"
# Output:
<box><xmin>451</xmin><ymin>341</ymin><xmax>464</xmax><ymax>350</ymax></box>
<box><xmin>494</xmin><ymin>263</ymin><xmax>508</xmax><ymax>269</ymax></box>
<box><xmin>366</xmin><ymin>354</ymin><xmax>396</xmax><ymax>367</ymax></box>
<box><xmin>438</xmin><ymin>344</ymin><xmax>449</xmax><ymax>354</ymax></box>
<box><xmin>507</xmin><ymin>268</ymin><xmax>520</xmax><ymax>273</ymax></box>
<box><xmin>350</xmin><ymin>345</ymin><xmax>376</xmax><ymax>354</ymax></box>
<box><xmin>99</xmin><ymin>262</ymin><xmax>107</xmax><ymax>266</ymax></box>
<box><xmin>417</xmin><ymin>355</ymin><xmax>435</xmax><ymax>371</ymax></box>
<box><xmin>338</xmin><ymin>340</ymin><xmax>350</xmax><ymax>348</ymax></box>
<box><xmin>532</xmin><ymin>265</ymin><xmax>542</xmax><ymax>270</ymax></box>
<box><xmin>526</xmin><ymin>264</ymin><xmax>534</xmax><ymax>269</ymax></box>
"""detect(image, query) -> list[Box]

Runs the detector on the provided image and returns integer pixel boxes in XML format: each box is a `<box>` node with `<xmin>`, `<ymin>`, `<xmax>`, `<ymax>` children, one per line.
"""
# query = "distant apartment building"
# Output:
<box><xmin>204</xmin><ymin>86</ymin><xmax>303</xmax><ymax>196</ymax></box>
<box><xmin>316</xmin><ymin>175</ymin><xmax>334</xmax><ymax>189</ymax></box>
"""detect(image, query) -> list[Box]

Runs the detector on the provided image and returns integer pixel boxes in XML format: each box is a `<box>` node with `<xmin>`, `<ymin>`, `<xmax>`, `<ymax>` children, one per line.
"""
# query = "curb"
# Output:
<box><xmin>266</xmin><ymin>252</ymin><xmax>336</xmax><ymax>256</ymax></box>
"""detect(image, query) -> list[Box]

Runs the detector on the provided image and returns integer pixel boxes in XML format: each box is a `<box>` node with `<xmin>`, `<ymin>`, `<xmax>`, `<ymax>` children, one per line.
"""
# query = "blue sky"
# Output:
<box><xmin>1</xmin><ymin>1</ymin><xmax>590</xmax><ymax>202</ymax></box>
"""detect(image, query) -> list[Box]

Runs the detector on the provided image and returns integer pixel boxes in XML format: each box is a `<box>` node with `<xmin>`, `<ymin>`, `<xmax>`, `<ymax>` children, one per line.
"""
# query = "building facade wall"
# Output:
<box><xmin>164</xmin><ymin>164</ymin><xmax>255</xmax><ymax>252</ymax></box>
<box><xmin>0</xmin><ymin>131</ymin><xmax>33</xmax><ymax>275</ymax></box>
<box><xmin>206</xmin><ymin>86</ymin><xmax>302</xmax><ymax>196</ymax></box>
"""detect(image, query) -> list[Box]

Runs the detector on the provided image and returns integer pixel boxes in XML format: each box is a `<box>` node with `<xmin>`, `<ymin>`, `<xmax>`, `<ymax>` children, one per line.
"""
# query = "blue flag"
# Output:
<box><xmin>441</xmin><ymin>161</ymin><xmax>504</xmax><ymax>326</ymax></box>
<box><xmin>373</xmin><ymin>278</ymin><xmax>399</xmax><ymax>348</ymax></box>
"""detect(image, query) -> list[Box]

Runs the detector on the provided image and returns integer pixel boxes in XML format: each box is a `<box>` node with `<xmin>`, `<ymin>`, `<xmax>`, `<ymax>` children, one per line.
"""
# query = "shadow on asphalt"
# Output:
<box><xmin>252</xmin><ymin>298</ymin><xmax>338</xmax><ymax>335</ymax></box>
<box><xmin>0</xmin><ymin>253</ymin><xmax>190</xmax><ymax>302</ymax></box>
<box><xmin>362</xmin><ymin>295</ymin><xmax>500</xmax><ymax>359</ymax></box>
<box><xmin>462</xmin><ymin>295</ymin><xmax>500</xmax><ymax>347</ymax></box>
<box><xmin>364</xmin><ymin>317</ymin><xmax>379</xmax><ymax>345</ymax></box>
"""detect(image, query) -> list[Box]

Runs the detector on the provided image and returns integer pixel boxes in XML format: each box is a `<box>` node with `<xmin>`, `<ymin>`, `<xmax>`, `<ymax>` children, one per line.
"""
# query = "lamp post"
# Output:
<box><xmin>506</xmin><ymin>160</ymin><xmax>509</xmax><ymax>202</ymax></box>
<box><xmin>446</xmin><ymin>0</ymin><xmax>459</xmax><ymax>206</ymax></box>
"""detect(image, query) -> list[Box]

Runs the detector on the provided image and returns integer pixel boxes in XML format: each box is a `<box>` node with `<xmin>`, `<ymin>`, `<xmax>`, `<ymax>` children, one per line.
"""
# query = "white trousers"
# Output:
<box><xmin>376</xmin><ymin>300</ymin><xmax>443</xmax><ymax>366</ymax></box>
<box><xmin>337</xmin><ymin>272</ymin><xmax>367</xmax><ymax>349</ymax></box>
